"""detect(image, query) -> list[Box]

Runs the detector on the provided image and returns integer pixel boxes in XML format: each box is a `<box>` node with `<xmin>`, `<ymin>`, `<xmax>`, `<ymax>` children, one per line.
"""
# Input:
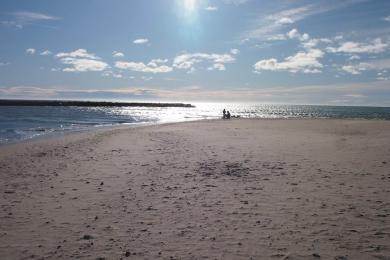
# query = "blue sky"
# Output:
<box><xmin>1</xmin><ymin>0</ymin><xmax>390</xmax><ymax>105</ymax></box>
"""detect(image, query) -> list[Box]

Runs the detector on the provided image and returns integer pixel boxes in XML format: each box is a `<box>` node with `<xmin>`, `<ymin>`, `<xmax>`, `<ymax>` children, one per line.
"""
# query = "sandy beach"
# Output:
<box><xmin>0</xmin><ymin>119</ymin><xmax>389</xmax><ymax>260</ymax></box>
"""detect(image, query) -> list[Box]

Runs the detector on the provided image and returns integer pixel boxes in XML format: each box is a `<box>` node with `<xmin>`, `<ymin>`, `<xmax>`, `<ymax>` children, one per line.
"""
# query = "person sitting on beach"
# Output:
<box><xmin>226</xmin><ymin>111</ymin><xmax>231</xmax><ymax>119</ymax></box>
<box><xmin>223</xmin><ymin>109</ymin><xmax>226</xmax><ymax>119</ymax></box>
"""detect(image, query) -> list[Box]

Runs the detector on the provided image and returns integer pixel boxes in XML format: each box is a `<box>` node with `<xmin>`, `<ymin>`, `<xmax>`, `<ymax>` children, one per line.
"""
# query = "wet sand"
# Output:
<box><xmin>0</xmin><ymin>119</ymin><xmax>389</xmax><ymax>259</ymax></box>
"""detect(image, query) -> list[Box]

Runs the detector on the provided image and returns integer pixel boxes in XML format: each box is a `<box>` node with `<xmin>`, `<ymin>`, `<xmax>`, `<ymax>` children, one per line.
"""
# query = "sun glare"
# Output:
<box><xmin>183</xmin><ymin>0</ymin><xmax>197</xmax><ymax>13</ymax></box>
<box><xmin>176</xmin><ymin>0</ymin><xmax>200</xmax><ymax>24</ymax></box>
<box><xmin>183</xmin><ymin>0</ymin><xmax>197</xmax><ymax>12</ymax></box>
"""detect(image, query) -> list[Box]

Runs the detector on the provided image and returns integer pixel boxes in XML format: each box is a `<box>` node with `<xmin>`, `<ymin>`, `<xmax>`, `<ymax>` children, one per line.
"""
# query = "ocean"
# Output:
<box><xmin>1</xmin><ymin>103</ymin><xmax>390</xmax><ymax>144</ymax></box>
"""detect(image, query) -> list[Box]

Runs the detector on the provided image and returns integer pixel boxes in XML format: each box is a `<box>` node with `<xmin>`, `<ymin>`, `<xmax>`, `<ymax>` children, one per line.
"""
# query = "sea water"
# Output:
<box><xmin>1</xmin><ymin>103</ymin><xmax>390</xmax><ymax>144</ymax></box>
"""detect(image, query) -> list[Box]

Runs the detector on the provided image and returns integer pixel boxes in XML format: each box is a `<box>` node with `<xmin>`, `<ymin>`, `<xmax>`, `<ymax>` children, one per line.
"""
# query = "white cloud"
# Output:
<box><xmin>1</xmin><ymin>21</ymin><xmax>23</xmax><ymax>29</ymax></box>
<box><xmin>26</xmin><ymin>48</ymin><xmax>36</xmax><ymax>55</ymax></box>
<box><xmin>150</xmin><ymin>58</ymin><xmax>168</xmax><ymax>63</ymax></box>
<box><xmin>240</xmin><ymin>38</ymin><xmax>250</xmax><ymax>44</ymax></box>
<box><xmin>327</xmin><ymin>38</ymin><xmax>388</xmax><ymax>54</ymax></box>
<box><xmin>61</xmin><ymin>58</ymin><xmax>109</xmax><ymax>72</ymax></box>
<box><xmin>284</xmin><ymin>28</ymin><xmax>333</xmax><ymax>50</ymax></box>
<box><xmin>343</xmin><ymin>94</ymin><xmax>365</xmax><ymax>98</ymax></box>
<box><xmin>12</xmin><ymin>11</ymin><xmax>60</xmax><ymax>22</ymax></box>
<box><xmin>205</xmin><ymin>6</ymin><xmax>218</xmax><ymax>11</ymax></box>
<box><xmin>208</xmin><ymin>63</ymin><xmax>226</xmax><ymax>71</ymax></box>
<box><xmin>230</xmin><ymin>48</ymin><xmax>240</xmax><ymax>55</ymax></box>
<box><xmin>377</xmin><ymin>76</ymin><xmax>390</xmax><ymax>81</ymax></box>
<box><xmin>148</xmin><ymin>58</ymin><xmax>169</xmax><ymax>67</ymax></box>
<box><xmin>115</xmin><ymin>60</ymin><xmax>172</xmax><ymax>73</ymax></box>
<box><xmin>383</xmin><ymin>16</ymin><xmax>390</xmax><ymax>22</ymax></box>
<box><xmin>301</xmin><ymin>33</ymin><xmax>310</xmax><ymax>41</ymax></box>
<box><xmin>112</xmin><ymin>51</ymin><xmax>124</xmax><ymax>58</ymax></box>
<box><xmin>319</xmin><ymin>38</ymin><xmax>333</xmax><ymax>44</ymax></box>
<box><xmin>269</xmin><ymin>6</ymin><xmax>311</xmax><ymax>23</ymax></box>
<box><xmin>3</xmin><ymin>11</ymin><xmax>60</xmax><ymax>28</ymax></box>
<box><xmin>287</xmin><ymin>28</ymin><xmax>299</xmax><ymax>39</ymax></box>
<box><xmin>277</xmin><ymin>17</ymin><xmax>294</xmax><ymax>24</ymax></box>
<box><xmin>173</xmin><ymin>52</ymin><xmax>236</xmax><ymax>72</ymax></box>
<box><xmin>56</xmin><ymin>49</ymin><xmax>99</xmax><ymax>59</ymax></box>
<box><xmin>254</xmin><ymin>48</ymin><xmax>324</xmax><ymax>73</ymax></box>
<box><xmin>102</xmin><ymin>70</ymin><xmax>123</xmax><ymax>78</ymax></box>
<box><xmin>133</xmin><ymin>38</ymin><xmax>149</xmax><ymax>44</ymax></box>
<box><xmin>349</xmin><ymin>55</ymin><xmax>360</xmax><ymax>60</ymax></box>
<box><xmin>341</xmin><ymin>64</ymin><xmax>366</xmax><ymax>75</ymax></box>
<box><xmin>287</xmin><ymin>28</ymin><xmax>310</xmax><ymax>42</ymax></box>
<box><xmin>302</xmin><ymin>38</ymin><xmax>319</xmax><ymax>49</ymax></box>
<box><xmin>243</xmin><ymin>6</ymin><xmax>310</xmax><ymax>40</ymax></box>
<box><xmin>222</xmin><ymin>0</ymin><xmax>249</xmax><ymax>5</ymax></box>
<box><xmin>40</xmin><ymin>50</ymin><xmax>52</xmax><ymax>56</ymax></box>
<box><xmin>267</xmin><ymin>34</ymin><xmax>287</xmax><ymax>41</ymax></box>
<box><xmin>256</xmin><ymin>27</ymin><xmax>336</xmax><ymax>74</ymax></box>
<box><xmin>341</xmin><ymin>59</ymin><xmax>390</xmax><ymax>75</ymax></box>
<box><xmin>56</xmin><ymin>49</ymin><xmax>108</xmax><ymax>72</ymax></box>
<box><xmin>242</xmin><ymin>1</ymin><xmax>368</xmax><ymax>41</ymax></box>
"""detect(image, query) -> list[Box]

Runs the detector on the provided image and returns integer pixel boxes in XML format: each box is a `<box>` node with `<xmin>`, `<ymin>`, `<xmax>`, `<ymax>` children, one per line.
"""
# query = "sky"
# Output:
<box><xmin>0</xmin><ymin>0</ymin><xmax>390</xmax><ymax>106</ymax></box>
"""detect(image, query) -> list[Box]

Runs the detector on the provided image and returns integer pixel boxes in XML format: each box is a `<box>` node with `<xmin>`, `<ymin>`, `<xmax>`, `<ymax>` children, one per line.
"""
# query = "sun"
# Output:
<box><xmin>175</xmin><ymin>0</ymin><xmax>200</xmax><ymax>24</ymax></box>
<box><xmin>183</xmin><ymin>0</ymin><xmax>197</xmax><ymax>13</ymax></box>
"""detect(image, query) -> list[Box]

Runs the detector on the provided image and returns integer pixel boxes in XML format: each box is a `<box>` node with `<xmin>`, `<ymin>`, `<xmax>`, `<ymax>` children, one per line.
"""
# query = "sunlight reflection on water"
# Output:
<box><xmin>1</xmin><ymin>103</ymin><xmax>390</xmax><ymax>144</ymax></box>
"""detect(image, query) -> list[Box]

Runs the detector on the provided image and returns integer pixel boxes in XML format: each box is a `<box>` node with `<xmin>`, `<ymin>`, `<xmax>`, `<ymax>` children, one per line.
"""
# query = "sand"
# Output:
<box><xmin>0</xmin><ymin>119</ymin><xmax>390</xmax><ymax>260</ymax></box>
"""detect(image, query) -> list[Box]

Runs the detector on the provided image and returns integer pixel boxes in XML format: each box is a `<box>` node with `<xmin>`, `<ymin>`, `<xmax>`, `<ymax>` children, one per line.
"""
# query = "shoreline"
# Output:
<box><xmin>1</xmin><ymin>117</ymin><xmax>389</xmax><ymax>148</ymax></box>
<box><xmin>0</xmin><ymin>120</ymin><xmax>157</xmax><ymax>148</ymax></box>
<box><xmin>1</xmin><ymin>119</ymin><xmax>390</xmax><ymax>259</ymax></box>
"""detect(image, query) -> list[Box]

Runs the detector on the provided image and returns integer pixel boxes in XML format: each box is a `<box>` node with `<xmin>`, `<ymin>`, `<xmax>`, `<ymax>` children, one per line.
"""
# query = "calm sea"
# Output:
<box><xmin>1</xmin><ymin>103</ymin><xmax>390</xmax><ymax>144</ymax></box>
